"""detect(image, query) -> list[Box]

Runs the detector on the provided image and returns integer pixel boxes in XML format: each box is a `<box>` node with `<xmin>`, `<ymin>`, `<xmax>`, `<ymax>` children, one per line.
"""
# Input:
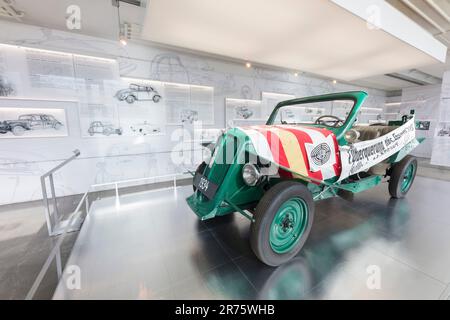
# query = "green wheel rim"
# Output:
<box><xmin>269</xmin><ymin>197</ymin><xmax>308</xmax><ymax>254</ymax></box>
<box><xmin>401</xmin><ymin>162</ymin><xmax>416</xmax><ymax>192</ymax></box>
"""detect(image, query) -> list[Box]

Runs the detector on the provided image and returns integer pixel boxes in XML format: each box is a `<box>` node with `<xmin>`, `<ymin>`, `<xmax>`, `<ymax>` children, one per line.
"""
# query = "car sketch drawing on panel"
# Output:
<box><xmin>181</xmin><ymin>109</ymin><xmax>198</xmax><ymax>123</ymax></box>
<box><xmin>235</xmin><ymin>106</ymin><xmax>253</xmax><ymax>119</ymax></box>
<box><xmin>0</xmin><ymin>76</ymin><xmax>15</xmax><ymax>97</ymax></box>
<box><xmin>436</xmin><ymin>123</ymin><xmax>450</xmax><ymax>137</ymax></box>
<box><xmin>115</xmin><ymin>83</ymin><xmax>162</xmax><ymax>104</ymax></box>
<box><xmin>88</xmin><ymin>121</ymin><xmax>122</xmax><ymax>136</ymax></box>
<box><xmin>130</xmin><ymin>121</ymin><xmax>162</xmax><ymax>136</ymax></box>
<box><xmin>1</xmin><ymin>114</ymin><xmax>63</xmax><ymax>136</ymax></box>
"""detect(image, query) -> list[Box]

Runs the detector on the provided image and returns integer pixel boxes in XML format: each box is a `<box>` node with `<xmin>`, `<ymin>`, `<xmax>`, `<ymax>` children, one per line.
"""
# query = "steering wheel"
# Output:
<box><xmin>315</xmin><ymin>115</ymin><xmax>344</xmax><ymax>128</ymax></box>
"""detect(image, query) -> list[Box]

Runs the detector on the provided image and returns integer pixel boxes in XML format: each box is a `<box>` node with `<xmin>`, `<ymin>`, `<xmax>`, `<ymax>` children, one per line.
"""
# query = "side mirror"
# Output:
<box><xmin>344</xmin><ymin>129</ymin><xmax>360</xmax><ymax>144</ymax></box>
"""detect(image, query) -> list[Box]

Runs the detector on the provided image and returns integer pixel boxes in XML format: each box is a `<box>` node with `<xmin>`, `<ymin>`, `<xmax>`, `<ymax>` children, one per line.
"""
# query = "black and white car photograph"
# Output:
<box><xmin>115</xmin><ymin>83</ymin><xmax>162</xmax><ymax>104</ymax></box>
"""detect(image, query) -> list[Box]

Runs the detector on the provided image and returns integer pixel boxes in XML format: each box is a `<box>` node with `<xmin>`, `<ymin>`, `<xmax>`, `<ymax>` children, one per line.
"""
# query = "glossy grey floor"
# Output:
<box><xmin>52</xmin><ymin>176</ymin><xmax>450</xmax><ymax>300</ymax></box>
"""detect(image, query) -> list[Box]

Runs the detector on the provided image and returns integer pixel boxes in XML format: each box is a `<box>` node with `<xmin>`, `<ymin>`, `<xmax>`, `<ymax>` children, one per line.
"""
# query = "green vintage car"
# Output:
<box><xmin>187</xmin><ymin>91</ymin><xmax>422</xmax><ymax>266</ymax></box>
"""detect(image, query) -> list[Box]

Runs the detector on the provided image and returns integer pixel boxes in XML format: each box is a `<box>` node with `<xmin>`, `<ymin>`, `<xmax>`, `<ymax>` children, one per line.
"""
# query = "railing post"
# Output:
<box><xmin>85</xmin><ymin>194</ymin><xmax>89</xmax><ymax>214</ymax></box>
<box><xmin>40</xmin><ymin>150</ymin><xmax>82</xmax><ymax>237</ymax></box>
<box><xmin>41</xmin><ymin>177</ymin><xmax>53</xmax><ymax>236</ymax></box>
<box><xmin>115</xmin><ymin>183</ymin><xmax>120</xmax><ymax>208</ymax></box>
<box><xmin>49</xmin><ymin>173</ymin><xmax>60</xmax><ymax>223</ymax></box>
<box><xmin>55</xmin><ymin>247</ymin><xmax>62</xmax><ymax>279</ymax></box>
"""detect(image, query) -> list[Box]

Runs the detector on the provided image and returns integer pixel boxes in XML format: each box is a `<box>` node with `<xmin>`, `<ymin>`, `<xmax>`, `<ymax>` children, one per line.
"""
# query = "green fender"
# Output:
<box><xmin>388</xmin><ymin>137</ymin><xmax>425</xmax><ymax>164</ymax></box>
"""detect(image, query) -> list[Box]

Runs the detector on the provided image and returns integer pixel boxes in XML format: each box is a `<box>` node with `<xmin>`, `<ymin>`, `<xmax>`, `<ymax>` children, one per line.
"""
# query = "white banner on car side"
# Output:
<box><xmin>338</xmin><ymin>117</ymin><xmax>416</xmax><ymax>181</ymax></box>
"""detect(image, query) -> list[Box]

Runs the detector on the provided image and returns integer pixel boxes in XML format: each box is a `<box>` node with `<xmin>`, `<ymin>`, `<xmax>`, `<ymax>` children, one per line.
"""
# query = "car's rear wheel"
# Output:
<box><xmin>152</xmin><ymin>95</ymin><xmax>161</xmax><ymax>103</ymax></box>
<box><xmin>250</xmin><ymin>181</ymin><xmax>314</xmax><ymax>267</ymax></box>
<box><xmin>12</xmin><ymin>126</ymin><xmax>25</xmax><ymax>136</ymax></box>
<box><xmin>54</xmin><ymin>123</ymin><xmax>62</xmax><ymax>130</ymax></box>
<box><xmin>389</xmin><ymin>155</ymin><xmax>417</xmax><ymax>198</ymax></box>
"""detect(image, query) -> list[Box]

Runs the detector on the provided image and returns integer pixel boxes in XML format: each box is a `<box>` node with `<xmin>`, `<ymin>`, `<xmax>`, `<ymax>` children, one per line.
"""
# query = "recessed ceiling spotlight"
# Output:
<box><xmin>332</xmin><ymin>79</ymin><xmax>337</xmax><ymax>84</ymax></box>
<box><xmin>294</xmin><ymin>72</ymin><xmax>299</xmax><ymax>77</ymax></box>
<box><xmin>245</xmin><ymin>62</ymin><xmax>252</xmax><ymax>68</ymax></box>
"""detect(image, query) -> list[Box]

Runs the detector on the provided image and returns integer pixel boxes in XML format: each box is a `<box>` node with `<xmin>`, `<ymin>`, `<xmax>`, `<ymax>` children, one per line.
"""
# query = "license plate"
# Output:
<box><xmin>193</xmin><ymin>172</ymin><xmax>218</xmax><ymax>200</ymax></box>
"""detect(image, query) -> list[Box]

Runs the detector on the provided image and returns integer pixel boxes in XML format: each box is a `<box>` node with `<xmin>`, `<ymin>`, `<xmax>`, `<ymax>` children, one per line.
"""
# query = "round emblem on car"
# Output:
<box><xmin>311</xmin><ymin>143</ymin><xmax>331</xmax><ymax>166</ymax></box>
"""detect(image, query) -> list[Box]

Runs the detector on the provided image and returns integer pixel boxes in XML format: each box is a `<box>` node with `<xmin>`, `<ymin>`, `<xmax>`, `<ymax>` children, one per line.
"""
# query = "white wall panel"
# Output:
<box><xmin>0</xmin><ymin>20</ymin><xmax>387</xmax><ymax>205</ymax></box>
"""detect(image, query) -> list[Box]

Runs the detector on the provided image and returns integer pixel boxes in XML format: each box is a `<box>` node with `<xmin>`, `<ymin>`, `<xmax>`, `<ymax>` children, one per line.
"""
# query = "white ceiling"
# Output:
<box><xmin>2</xmin><ymin>0</ymin><xmax>450</xmax><ymax>91</ymax></box>
<box><xmin>387</xmin><ymin>0</ymin><xmax>450</xmax><ymax>47</ymax></box>
<box><xmin>350</xmin><ymin>74</ymin><xmax>421</xmax><ymax>91</ymax></box>
<box><xmin>142</xmin><ymin>0</ymin><xmax>445</xmax><ymax>82</ymax></box>
<box><xmin>386</xmin><ymin>0</ymin><xmax>450</xmax><ymax>80</ymax></box>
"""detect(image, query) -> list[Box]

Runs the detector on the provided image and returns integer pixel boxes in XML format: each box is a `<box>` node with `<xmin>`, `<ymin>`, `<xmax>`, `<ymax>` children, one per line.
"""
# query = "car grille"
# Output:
<box><xmin>204</xmin><ymin>134</ymin><xmax>238</xmax><ymax>190</ymax></box>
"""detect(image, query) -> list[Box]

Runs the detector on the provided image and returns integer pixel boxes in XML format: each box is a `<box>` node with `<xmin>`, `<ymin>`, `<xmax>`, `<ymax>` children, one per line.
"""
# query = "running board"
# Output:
<box><xmin>338</xmin><ymin>175</ymin><xmax>382</xmax><ymax>194</ymax></box>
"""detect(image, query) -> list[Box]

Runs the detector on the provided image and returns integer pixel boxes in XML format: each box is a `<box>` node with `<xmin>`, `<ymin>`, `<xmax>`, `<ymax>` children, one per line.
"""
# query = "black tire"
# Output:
<box><xmin>152</xmin><ymin>95</ymin><xmax>161</xmax><ymax>103</ymax></box>
<box><xmin>192</xmin><ymin>161</ymin><xmax>207</xmax><ymax>192</ymax></box>
<box><xmin>250</xmin><ymin>181</ymin><xmax>314</xmax><ymax>267</ymax></box>
<box><xmin>126</xmin><ymin>95</ymin><xmax>136</xmax><ymax>104</ymax></box>
<box><xmin>12</xmin><ymin>126</ymin><xmax>25</xmax><ymax>136</ymax></box>
<box><xmin>389</xmin><ymin>155</ymin><xmax>417</xmax><ymax>199</ymax></box>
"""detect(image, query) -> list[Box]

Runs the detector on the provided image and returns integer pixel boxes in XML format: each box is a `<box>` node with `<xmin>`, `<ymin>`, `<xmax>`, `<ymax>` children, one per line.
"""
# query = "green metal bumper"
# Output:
<box><xmin>186</xmin><ymin>193</ymin><xmax>220</xmax><ymax>221</ymax></box>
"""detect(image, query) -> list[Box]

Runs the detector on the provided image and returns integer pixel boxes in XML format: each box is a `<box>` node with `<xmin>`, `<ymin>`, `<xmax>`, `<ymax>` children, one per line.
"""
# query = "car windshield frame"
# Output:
<box><xmin>268</xmin><ymin>98</ymin><xmax>357</xmax><ymax>129</ymax></box>
<box><xmin>266</xmin><ymin>92</ymin><xmax>368</xmax><ymax>143</ymax></box>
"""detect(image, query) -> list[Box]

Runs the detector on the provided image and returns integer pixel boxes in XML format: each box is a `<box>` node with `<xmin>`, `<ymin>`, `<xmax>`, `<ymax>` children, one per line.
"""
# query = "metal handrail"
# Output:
<box><xmin>41</xmin><ymin>149</ymin><xmax>80</xmax><ymax>178</ymax></box>
<box><xmin>41</xmin><ymin>149</ymin><xmax>81</xmax><ymax>236</ymax></box>
<box><xmin>25</xmin><ymin>189</ymin><xmax>89</xmax><ymax>300</ymax></box>
<box><xmin>26</xmin><ymin>172</ymin><xmax>189</xmax><ymax>300</ymax></box>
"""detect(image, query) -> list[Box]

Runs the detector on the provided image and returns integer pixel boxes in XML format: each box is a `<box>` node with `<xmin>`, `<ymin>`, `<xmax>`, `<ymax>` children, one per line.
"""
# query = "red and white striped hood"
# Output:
<box><xmin>236</xmin><ymin>124</ymin><xmax>341</xmax><ymax>182</ymax></box>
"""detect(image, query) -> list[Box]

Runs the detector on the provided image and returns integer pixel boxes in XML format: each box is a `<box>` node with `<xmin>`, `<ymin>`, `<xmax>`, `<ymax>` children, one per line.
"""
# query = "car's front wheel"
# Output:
<box><xmin>389</xmin><ymin>155</ymin><xmax>417</xmax><ymax>198</ymax></box>
<box><xmin>12</xmin><ymin>126</ymin><xmax>25</xmax><ymax>136</ymax></box>
<box><xmin>250</xmin><ymin>181</ymin><xmax>314</xmax><ymax>267</ymax></box>
<box><xmin>126</xmin><ymin>95</ymin><xmax>136</xmax><ymax>104</ymax></box>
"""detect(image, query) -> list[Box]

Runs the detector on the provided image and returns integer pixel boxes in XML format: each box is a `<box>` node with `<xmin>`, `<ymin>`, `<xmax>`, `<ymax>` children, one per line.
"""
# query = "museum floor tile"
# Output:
<box><xmin>417</xmin><ymin>157</ymin><xmax>450</xmax><ymax>182</ymax></box>
<box><xmin>0</xmin><ymin>179</ymin><xmax>191</xmax><ymax>299</ymax></box>
<box><xmin>50</xmin><ymin>176</ymin><xmax>450</xmax><ymax>300</ymax></box>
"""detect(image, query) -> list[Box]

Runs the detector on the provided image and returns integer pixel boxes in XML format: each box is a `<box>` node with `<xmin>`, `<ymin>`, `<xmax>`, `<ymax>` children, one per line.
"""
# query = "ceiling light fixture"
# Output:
<box><xmin>117</xmin><ymin>2</ymin><xmax>127</xmax><ymax>46</ymax></box>
<box><xmin>245</xmin><ymin>62</ymin><xmax>252</xmax><ymax>68</ymax></box>
<box><xmin>294</xmin><ymin>72</ymin><xmax>299</xmax><ymax>77</ymax></box>
<box><xmin>384</xmin><ymin>102</ymin><xmax>402</xmax><ymax>106</ymax></box>
<box><xmin>332</xmin><ymin>79</ymin><xmax>337</xmax><ymax>84</ymax></box>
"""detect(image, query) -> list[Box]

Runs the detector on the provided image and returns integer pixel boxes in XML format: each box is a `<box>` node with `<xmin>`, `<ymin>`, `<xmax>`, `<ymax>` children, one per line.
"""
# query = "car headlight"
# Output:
<box><xmin>242</xmin><ymin>163</ymin><xmax>261</xmax><ymax>186</ymax></box>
